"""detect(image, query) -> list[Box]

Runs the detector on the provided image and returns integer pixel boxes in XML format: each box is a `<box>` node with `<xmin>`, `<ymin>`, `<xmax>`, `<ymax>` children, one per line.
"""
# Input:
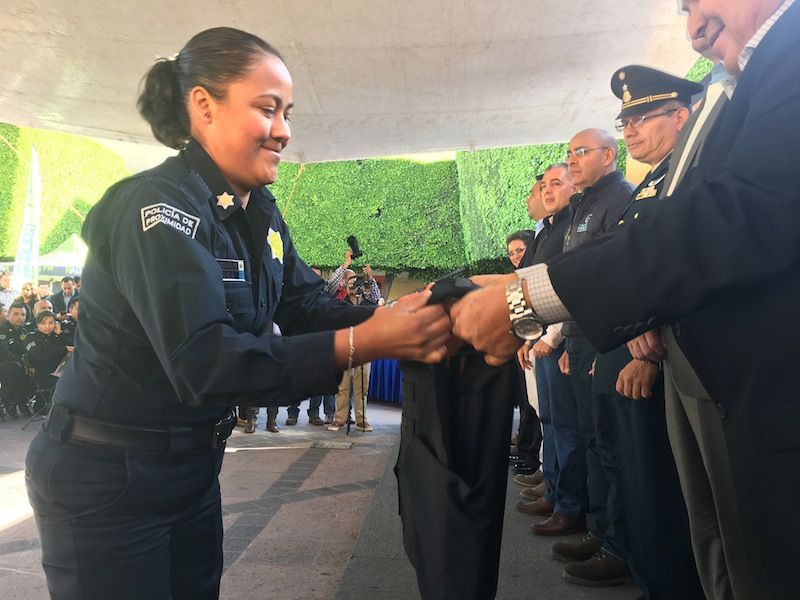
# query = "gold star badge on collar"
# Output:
<box><xmin>216</xmin><ymin>192</ymin><xmax>235</xmax><ymax>209</ymax></box>
<box><xmin>267</xmin><ymin>228</ymin><xmax>284</xmax><ymax>264</ymax></box>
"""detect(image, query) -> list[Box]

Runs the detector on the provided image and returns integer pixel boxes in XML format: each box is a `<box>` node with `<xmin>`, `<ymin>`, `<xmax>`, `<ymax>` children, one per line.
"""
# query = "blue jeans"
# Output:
<box><xmin>307</xmin><ymin>395</ymin><xmax>335</xmax><ymax>418</ymax></box>
<box><xmin>536</xmin><ymin>343</ymin><xmax>588</xmax><ymax>520</ymax></box>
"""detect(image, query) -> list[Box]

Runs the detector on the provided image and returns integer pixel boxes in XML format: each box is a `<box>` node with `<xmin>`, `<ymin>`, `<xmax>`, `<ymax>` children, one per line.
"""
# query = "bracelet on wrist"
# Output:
<box><xmin>347</xmin><ymin>326</ymin><xmax>355</xmax><ymax>371</ymax></box>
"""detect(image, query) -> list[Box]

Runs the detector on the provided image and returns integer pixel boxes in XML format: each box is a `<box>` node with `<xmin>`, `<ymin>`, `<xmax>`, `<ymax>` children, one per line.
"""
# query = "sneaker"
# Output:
<box><xmin>244</xmin><ymin>418</ymin><xmax>257</xmax><ymax>434</ymax></box>
<box><xmin>552</xmin><ymin>533</ymin><xmax>603</xmax><ymax>563</ymax></box>
<box><xmin>309</xmin><ymin>416</ymin><xmax>324</xmax><ymax>426</ymax></box>
<box><xmin>562</xmin><ymin>550</ymin><xmax>631</xmax><ymax>587</ymax></box>
<box><xmin>285</xmin><ymin>416</ymin><xmax>298</xmax><ymax>426</ymax></box>
<box><xmin>327</xmin><ymin>421</ymin><xmax>345</xmax><ymax>431</ymax></box>
<box><xmin>324</xmin><ymin>414</ymin><xmax>334</xmax><ymax>425</ymax></box>
<box><xmin>513</xmin><ymin>471</ymin><xmax>543</xmax><ymax>487</ymax></box>
<box><xmin>356</xmin><ymin>421</ymin><xmax>373</xmax><ymax>432</ymax></box>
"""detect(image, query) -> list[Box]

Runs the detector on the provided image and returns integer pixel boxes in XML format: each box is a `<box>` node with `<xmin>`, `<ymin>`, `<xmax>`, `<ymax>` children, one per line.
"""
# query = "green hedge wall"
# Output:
<box><xmin>0</xmin><ymin>123</ymin><xmax>129</xmax><ymax>258</ymax></box>
<box><xmin>269</xmin><ymin>158</ymin><xmax>465</xmax><ymax>277</ymax></box>
<box><xmin>685</xmin><ymin>57</ymin><xmax>715</xmax><ymax>82</ymax></box>
<box><xmin>456</xmin><ymin>141</ymin><xmax>628</xmax><ymax>263</ymax></box>
<box><xmin>0</xmin><ymin>124</ymin><xmax>21</xmax><ymax>258</ymax></box>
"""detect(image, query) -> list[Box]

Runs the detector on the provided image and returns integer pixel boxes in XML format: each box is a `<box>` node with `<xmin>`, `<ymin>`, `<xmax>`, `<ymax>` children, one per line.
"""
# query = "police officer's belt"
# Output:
<box><xmin>45</xmin><ymin>404</ymin><xmax>236</xmax><ymax>453</ymax></box>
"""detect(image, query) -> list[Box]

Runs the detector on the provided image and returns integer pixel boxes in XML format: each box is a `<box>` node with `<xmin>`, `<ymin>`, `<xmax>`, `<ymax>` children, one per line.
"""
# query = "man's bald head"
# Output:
<box><xmin>567</xmin><ymin>129</ymin><xmax>618</xmax><ymax>190</ymax></box>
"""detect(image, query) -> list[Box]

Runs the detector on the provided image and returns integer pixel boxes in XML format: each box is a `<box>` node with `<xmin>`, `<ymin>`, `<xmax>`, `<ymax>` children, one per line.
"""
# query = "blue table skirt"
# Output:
<box><xmin>368</xmin><ymin>358</ymin><xmax>404</xmax><ymax>404</ymax></box>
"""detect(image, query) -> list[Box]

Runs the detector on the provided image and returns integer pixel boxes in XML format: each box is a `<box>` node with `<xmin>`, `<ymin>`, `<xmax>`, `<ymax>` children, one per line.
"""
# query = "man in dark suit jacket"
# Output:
<box><xmin>451</xmin><ymin>1</ymin><xmax>799</xmax><ymax>596</ymax></box>
<box><xmin>49</xmin><ymin>276</ymin><xmax>78</xmax><ymax>316</ymax></box>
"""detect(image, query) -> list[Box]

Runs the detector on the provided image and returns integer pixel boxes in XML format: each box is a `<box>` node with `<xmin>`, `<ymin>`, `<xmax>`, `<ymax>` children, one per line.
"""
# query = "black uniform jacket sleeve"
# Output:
<box><xmin>545</xmin><ymin>13</ymin><xmax>800</xmax><ymax>355</ymax></box>
<box><xmin>78</xmin><ymin>161</ymin><xmax>371</xmax><ymax>415</ymax></box>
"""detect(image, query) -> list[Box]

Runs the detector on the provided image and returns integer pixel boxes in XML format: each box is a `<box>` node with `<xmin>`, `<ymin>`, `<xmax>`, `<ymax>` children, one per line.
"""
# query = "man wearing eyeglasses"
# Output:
<box><xmin>568</xmin><ymin>65</ymin><xmax>706</xmax><ymax>598</ymax></box>
<box><xmin>451</xmin><ymin>0</ymin><xmax>799</xmax><ymax>596</ymax></box>
<box><xmin>529</xmin><ymin>130</ymin><xmax>632</xmax><ymax>576</ymax></box>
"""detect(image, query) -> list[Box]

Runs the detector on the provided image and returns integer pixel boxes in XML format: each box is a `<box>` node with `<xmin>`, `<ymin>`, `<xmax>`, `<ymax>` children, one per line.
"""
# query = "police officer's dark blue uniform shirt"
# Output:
<box><xmin>58</xmin><ymin>139</ymin><xmax>372</xmax><ymax>428</ymax></box>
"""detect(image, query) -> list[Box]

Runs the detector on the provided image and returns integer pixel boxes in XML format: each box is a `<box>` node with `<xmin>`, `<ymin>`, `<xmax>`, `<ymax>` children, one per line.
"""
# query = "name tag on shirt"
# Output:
<box><xmin>217</xmin><ymin>259</ymin><xmax>246</xmax><ymax>282</ymax></box>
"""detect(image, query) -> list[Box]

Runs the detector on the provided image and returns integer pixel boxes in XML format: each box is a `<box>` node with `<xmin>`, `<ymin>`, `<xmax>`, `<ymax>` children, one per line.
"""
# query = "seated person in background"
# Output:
<box><xmin>51</xmin><ymin>276</ymin><xmax>79</xmax><ymax>317</ymax></box>
<box><xmin>59</xmin><ymin>297</ymin><xmax>80</xmax><ymax>346</ymax></box>
<box><xmin>37</xmin><ymin>282</ymin><xmax>51</xmax><ymax>301</ymax></box>
<box><xmin>24</xmin><ymin>310</ymin><xmax>69</xmax><ymax>394</ymax></box>
<box><xmin>14</xmin><ymin>282</ymin><xmax>38</xmax><ymax>323</ymax></box>
<box><xmin>328</xmin><ymin>271</ymin><xmax>377</xmax><ymax>432</ymax></box>
<box><xmin>23</xmin><ymin>299</ymin><xmax>55</xmax><ymax>334</ymax></box>
<box><xmin>0</xmin><ymin>303</ymin><xmax>34</xmax><ymax>418</ymax></box>
<box><xmin>0</xmin><ymin>271</ymin><xmax>16</xmax><ymax>311</ymax></box>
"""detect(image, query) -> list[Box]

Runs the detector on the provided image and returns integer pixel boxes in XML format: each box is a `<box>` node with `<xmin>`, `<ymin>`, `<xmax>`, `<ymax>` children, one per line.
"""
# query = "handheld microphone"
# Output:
<box><xmin>346</xmin><ymin>235</ymin><xmax>364</xmax><ymax>259</ymax></box>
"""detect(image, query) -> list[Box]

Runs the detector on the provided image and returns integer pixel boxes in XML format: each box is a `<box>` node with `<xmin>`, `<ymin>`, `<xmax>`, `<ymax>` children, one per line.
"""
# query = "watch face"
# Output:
<box><xmin>513</xmin><ymin>317</ymin><xmax>544</xmax><ymax>341</ymax></box>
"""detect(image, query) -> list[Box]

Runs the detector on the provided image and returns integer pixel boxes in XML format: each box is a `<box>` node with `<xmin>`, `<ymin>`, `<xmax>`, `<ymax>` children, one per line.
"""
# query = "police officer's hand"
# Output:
<box><xmin>344</xmin><ymin>249</ymin><xmax>353</xmax><ymax>268</ymax></box>
<box><xmin>616</xmin><ymin>359</ymin><xmax>659</xmax><ymax>400</ymax></box>
<box><xmin>626</xmin><ymin>330</ymin><xmax>667</xmax><ymax>362</ymax></box>
<box><xmin>558</xmin><ymin>351</ymin><xmax>570</xmax><ymax>375</ymax></box>
<box><xmin>450</xmin><ymin>282</ymin><xmax>522</xmax><ymax>366</ymax></box>
<box><xmin>517</xmin><ymin>341</ymin><xmax>533</xmax><ymax>371</ymax></box>
<box><xmin>532</xmin><ymin>339</ymin><xmax>554</xmax><ymax>359</ymax></box>
<box><xmin>336</xmin><ymin>290</ymin><xmax>452</xmax><ymax>366</ymax></box>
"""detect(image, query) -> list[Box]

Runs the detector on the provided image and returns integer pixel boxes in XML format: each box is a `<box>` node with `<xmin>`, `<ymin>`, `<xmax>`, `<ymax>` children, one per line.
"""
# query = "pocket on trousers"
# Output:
<box><xmin>44</xmin><ymin>441</ymin><xmax>131</xmax><ymax>520</ymax></box>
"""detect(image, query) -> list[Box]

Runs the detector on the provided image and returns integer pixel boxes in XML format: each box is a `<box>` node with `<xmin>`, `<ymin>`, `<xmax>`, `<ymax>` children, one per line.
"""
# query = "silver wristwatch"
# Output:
<box><xmin>506</xmin><ymin>279</ymin><xmax>544</xmax><ymax>341</ymax></box>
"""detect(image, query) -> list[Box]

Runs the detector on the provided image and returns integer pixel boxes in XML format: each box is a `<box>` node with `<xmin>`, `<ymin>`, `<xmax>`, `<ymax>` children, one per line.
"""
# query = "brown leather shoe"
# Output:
<box><xmin>266</xmin><ymin>418</ymin><xmax>280</xmax><ymax>433</ymax></box>
<box><xmin>562</xmin><ymin>549</ymin><xmax>631</xmax><ymax>587</ymax></box>
<box><xmin>513</xmin><ymin>471</ymin><xmax>544</xmax><ymax>487</ymax></box>
<box><xmin>515</xmin><ymin>498</ymin><xmax>554</xmax><ymax>516</ymax></box>
<box><xmin>244</xmin><ymin>418</ymin><xmax>257</xmax><ymax>434</ymax></box>
<box><xmin>520</xmin><ymin>481</ymin><xmax>548</xmax><ymax>500</ymax></box>
<box><xmin>309</xmin><ymin>416</ymin><xmax>324</xmax><ymax>426</ymax></box>
<box><xmin>531</xmin><ymin>513</ymin><xmax>586</xmax><ymax>537</ymax></box>
<box><xmin>552</xmin><ymin>533</ymin><xmax>603</xmax><ymax>562</ymax></box>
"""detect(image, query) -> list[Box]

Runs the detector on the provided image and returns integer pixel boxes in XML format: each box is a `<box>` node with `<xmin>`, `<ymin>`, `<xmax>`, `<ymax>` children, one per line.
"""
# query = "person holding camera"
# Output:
<box><xmin>328</xmin><ymin>269</ymin><xmax>378</xmax><ymax>432</ymax></box>
<box><xmin>324</xmin><ymin>249</ymin><xmax>381</xmax><ymax>303</ymax></box>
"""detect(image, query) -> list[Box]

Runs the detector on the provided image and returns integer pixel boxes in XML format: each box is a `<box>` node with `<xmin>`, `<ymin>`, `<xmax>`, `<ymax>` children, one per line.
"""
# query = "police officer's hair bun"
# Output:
<box><xmin>137</xmin><ymin>27</ymin><xmax>284</xmax><ymax>150</ymax></box>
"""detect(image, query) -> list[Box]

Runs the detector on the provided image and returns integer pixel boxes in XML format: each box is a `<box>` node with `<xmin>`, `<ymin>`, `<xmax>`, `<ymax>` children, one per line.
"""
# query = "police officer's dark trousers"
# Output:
<box><xmin>613</xmin><ymin>378</ymin><xmax>704</xmax><ymax>599</ymax></box>
<box><xmin>565</xmin><ymin>335</ymin><xmax>626</xmax><ymax>559</ymax></box>
<box><xmin>26</xmin><ymin>427</ymin><xmax>225</xmax><ymax>600</ymax></box>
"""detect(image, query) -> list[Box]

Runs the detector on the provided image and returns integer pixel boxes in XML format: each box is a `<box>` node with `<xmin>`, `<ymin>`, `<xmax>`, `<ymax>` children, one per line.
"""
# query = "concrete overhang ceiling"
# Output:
<box><xmin>1</xmin><ymin>1</ymin><xmax>698</xmax><ymax>169</ymax></box>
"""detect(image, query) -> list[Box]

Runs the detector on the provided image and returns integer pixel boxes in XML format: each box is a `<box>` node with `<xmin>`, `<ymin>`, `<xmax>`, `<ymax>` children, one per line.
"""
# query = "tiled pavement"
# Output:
<box><xmin>0</xmin><ymin>402</ymin><xmax>642</xmax><ymax>599</ymax></box>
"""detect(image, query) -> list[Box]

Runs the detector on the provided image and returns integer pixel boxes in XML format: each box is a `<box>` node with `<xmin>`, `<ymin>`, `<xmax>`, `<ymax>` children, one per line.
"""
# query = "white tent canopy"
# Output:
<box><xmin>1</xmin><ymin>1</ymin><xmax>698</xmax><ymax>170</ymax></box>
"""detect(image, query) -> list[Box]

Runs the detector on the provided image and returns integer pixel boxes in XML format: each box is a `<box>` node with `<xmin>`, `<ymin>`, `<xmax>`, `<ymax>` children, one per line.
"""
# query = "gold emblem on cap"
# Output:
<box><xmin>622</xmin><ymin>84</ymin><xmax>632</xmax><ymax>104</ymax></box>
<box><xmin>216</xmin><ymin>192</ymin><xmax>235</xmax><ymax>209</ymax></box>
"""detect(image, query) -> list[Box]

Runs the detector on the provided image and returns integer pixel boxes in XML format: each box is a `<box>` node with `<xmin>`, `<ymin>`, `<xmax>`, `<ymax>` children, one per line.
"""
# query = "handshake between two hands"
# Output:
<box><xmin>367</xmin><ymin>272</ymin><xmax>523</xmax><ymax>366</ymax></box>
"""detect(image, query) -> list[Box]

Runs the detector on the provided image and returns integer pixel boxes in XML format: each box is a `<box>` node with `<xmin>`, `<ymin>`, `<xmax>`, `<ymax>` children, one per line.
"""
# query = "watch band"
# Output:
<box><xmin>506</xmin><ymin>279</ymin><xmax>533</xmax><ymax>322</ymax></box>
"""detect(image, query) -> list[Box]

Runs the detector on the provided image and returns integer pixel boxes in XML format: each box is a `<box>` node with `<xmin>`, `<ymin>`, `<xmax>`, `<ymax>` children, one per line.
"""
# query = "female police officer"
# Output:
<box><xmin>25</xmin><ymin>27</ymin><xmax>451</xmax><ymax>600</ymax></box>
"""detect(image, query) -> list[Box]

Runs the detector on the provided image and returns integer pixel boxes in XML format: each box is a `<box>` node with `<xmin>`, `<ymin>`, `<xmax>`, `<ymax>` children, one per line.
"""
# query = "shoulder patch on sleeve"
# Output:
<box><xmin>140</xmin><ymin>203</ymin><xmax>200</xmax><ymax>239</ymax></box>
